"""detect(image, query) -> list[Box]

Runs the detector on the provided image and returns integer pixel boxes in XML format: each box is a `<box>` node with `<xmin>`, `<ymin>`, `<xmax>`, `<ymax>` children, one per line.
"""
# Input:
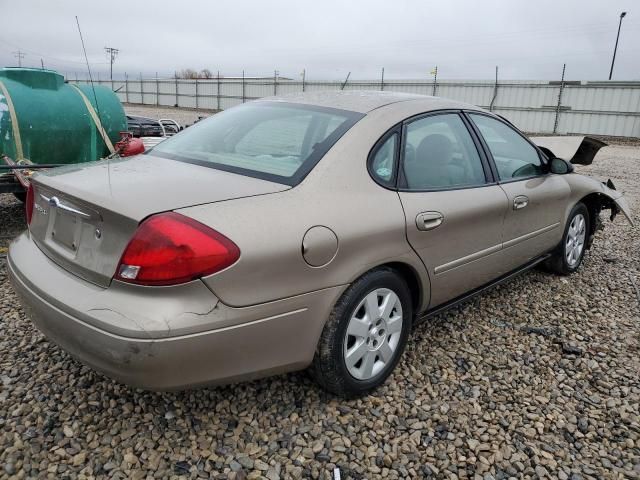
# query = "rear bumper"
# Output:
<box><xmin>8</xmin><ymin>232</ymin><xmax>345</xmax><ymax>390</ymax></box>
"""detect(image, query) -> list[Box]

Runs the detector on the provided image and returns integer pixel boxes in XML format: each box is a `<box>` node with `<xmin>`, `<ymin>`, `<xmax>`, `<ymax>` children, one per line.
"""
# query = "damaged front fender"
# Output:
<box><xmin>607</xmin><ymin>188</ymin><xmax>634</xmax><ymax>227</ymax></box>
<box><xmin>587</xmin><ymin>179</ymin><xmax>634</xmax><ymax>228</ymax></box>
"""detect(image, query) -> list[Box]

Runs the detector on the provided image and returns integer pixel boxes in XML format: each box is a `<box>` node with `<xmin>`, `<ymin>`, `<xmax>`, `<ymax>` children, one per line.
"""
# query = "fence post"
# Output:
<box><xmin>273</xmin><ymin>70</ymin><xmax>277</xmax><ymax>96</ymax></box>
<box><xmin>302</xmin><ymin>69</ymin><xmax>306</xmax><ymax>93</ymax></box>
<box><xmin>174</xmin><ymin>73</ymin><xmax>179</xmax><ymax>107</ymax></box>
<box><xmin>156</xmin><ymin>72</ymin><xmax>159</xmax><ymax>107</ymax></box>
<box><xmin>432</xmin><ymin>66</ymin><xmax>438</xmax><ymax>96</ymax></box>
<box><xmin>553</xmin><ymin>63</ymin><xmax>566</xmax><ymax>134</ymax></box>
<box><xmin>140</xmin><ymin>73</ymin><xmax>144</xmax><ymax>104</ymax></box>
<box><xmin>341</xmin><ymin>72</ymin><xmax>351</xmax><ymax>90</ymax></box>
<box><xmin>489</xmin><ymin>66</ymin><xmax>499</xmax><ymax>112</ymax></box>
<box><xmin>217</xmin><ymin>70</ymin><xmax>221</xmax><ymax>111</ymax></box>
<box><xmin>195</xmin><ymin>77</ymin><xmax>199</xmax><ymax>110</ymax></box>
<box><xmin>381</xmin><ymin>67</ymin><xmax>385</xmax><ymax>91</ymax></box>
<box><xmin>125</xmin><ymin>72</ymin><xmax>129</xmax><ymax>103</ymax></box>
<box><xmin>242</xmin><ymin>70</ymin><xmax>245</xmax><ymax>103</ymax></box>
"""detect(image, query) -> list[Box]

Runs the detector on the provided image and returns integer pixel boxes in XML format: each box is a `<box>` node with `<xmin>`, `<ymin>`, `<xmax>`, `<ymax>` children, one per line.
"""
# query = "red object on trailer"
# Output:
<box><xmin>115</xmin><ymin>132</ymin><xmax>145</xmax><ymax>157</ymax></box>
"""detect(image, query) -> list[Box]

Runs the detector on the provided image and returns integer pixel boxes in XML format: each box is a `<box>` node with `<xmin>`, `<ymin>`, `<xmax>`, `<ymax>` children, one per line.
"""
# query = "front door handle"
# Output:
<box><xmin>513</xmin><ymin>195</ymin><xmax>529</xmax><ymax>210</ymax></box>
<box><xmin>416</xmin><ymin>211</ymin><xmax>444</xmax><ymax>231</ymax></box>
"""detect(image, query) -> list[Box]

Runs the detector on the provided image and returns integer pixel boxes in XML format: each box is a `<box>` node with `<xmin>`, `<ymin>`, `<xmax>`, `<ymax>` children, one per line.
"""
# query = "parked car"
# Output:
<box><xmin>8</xmin><ymin>92</ymin><xmax>632</xmax><ymax>396</ymax></box>
<box><xmin>126</xmin><ymin>115</ymin><xmax>165</xmax><ymax>137</ymax></box>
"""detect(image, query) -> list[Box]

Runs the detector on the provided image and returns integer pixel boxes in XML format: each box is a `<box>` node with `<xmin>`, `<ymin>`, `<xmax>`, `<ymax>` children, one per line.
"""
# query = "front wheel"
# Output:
<box><xmin>545</xmin><ymin>202</ymin><xmax>590</xmax><ymax>275</ymax></box>
<box><xmin>310</xmin><ymin>268</ymin><xmax>413</xmax><ymax>396</ymax></box>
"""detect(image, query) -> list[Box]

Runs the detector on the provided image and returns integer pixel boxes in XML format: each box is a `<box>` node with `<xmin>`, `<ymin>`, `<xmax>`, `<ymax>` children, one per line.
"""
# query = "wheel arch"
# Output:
<box><xmin>577</xmin><ymin>192</ymin><xmax>614</xmax><ymax>248</ymax></box>
<box><xmin>366</xmin><ymin>260</ymin><xmax>430</xmax><ymax>316</ymax></box>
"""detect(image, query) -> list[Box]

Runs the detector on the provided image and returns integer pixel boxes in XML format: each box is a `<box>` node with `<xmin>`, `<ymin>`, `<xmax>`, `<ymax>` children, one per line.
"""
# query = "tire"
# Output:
<box><xmin>310</xmin><ymin>268</ymin><xmax>413</xmax><ymax>397</ymax></box>
<box><xmin>13</xmin><ymin>191</ymin><xmax>26</xmax><ymax>203</ymax></box>
<box><xmin>545</xmin><ymin>202</ymin><xmax>590</xmax><ymax>275</ymax></box>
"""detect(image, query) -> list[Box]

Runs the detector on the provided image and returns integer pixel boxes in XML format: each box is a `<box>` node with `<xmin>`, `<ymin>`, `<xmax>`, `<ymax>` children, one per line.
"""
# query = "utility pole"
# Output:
<box><xmin>13</xmin><ymin>50</ymin><xmax>25</xmax><ymax>67</ymax></box>
<box><xmin>104</xmin><ymin>46</ymin><xmax>119</xmax><ymax>80</ymax></box>
<box><xmin>609</xmin><ymin>12</ymin><xmax>627</xmax><ymax>80</ymax></box>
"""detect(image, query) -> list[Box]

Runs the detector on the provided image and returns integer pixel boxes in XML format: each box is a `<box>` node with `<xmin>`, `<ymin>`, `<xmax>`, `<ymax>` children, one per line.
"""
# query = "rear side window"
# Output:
<box><xmin>401</xmin><ymin>113</ymin><xmax>487</xmax><ymax>190</ymax></box>
<box><xmin>151</xmin><ymin>102</ymin><xmax>363</xmax><ymax>186</ymax></box>
<box><xmin>469</xmin><ymin>114</ymin><xmax>544</xmax><ymax>180</ymax></box>
<box><xmin>370</xmin><ymin>133</ymin><xmax>398</xmax><ymax>185</ymax></box>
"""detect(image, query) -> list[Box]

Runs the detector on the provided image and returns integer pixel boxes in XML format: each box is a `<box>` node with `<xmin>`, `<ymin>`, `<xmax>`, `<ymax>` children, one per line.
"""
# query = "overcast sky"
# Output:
<box><xmin>1</xmin><ymin>0</ymin><xmax>638</xmax><ymax>81</ymax></box>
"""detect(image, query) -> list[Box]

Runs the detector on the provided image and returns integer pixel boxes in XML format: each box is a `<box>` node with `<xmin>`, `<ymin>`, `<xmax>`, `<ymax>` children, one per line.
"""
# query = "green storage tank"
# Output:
<box><xmin>0</xmin><ymin>67</ymin><xmax>126</xmax><ymax>165</ymax></box>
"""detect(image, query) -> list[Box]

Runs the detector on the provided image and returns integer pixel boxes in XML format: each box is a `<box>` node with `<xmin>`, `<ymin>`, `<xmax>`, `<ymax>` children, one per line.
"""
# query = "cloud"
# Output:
<box><xmin>0</xmin><ymin>0</ymin><xmax>638</xmax><ymax>80</ymax></box>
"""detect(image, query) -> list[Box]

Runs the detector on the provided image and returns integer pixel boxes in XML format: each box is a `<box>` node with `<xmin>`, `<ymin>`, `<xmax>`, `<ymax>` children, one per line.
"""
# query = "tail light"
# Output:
<box><xmin>115</xmin><ymin>212</ymin><xmax>240</xmax><ymax>286</ymax></box>
<box><xmin>25</xmin><ymin>183</ymin><xmax>35</xmax><ymax>225</ymax></box>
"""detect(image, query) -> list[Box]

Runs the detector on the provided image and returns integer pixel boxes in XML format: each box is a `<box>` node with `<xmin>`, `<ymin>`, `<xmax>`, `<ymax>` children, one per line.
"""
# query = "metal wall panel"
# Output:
<box><xmin>69</xmin><ymin>78</ymin><xmax>640</xmax><ymax>137</ymax></box>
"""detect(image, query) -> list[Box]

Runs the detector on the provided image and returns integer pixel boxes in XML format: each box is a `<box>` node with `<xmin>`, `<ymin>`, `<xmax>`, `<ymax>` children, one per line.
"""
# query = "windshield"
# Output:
<box><xmin>150</xmin><ymin>101</ymin><xmax>363</xmax><ymax>185</ymax></box>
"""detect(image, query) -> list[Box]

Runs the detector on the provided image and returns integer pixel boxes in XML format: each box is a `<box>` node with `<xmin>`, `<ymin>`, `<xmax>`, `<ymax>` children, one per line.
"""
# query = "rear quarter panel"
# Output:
<box><xmin>178</xmin><ymin>104</ymin><xmax>440</xmax><ymax>309</ymax></box>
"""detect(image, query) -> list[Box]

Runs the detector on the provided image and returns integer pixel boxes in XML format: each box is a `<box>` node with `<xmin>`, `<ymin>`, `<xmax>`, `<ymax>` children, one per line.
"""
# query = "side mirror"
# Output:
<box><xmin>549</xmin><ymin>157</ymin><xmax>574</xmax><ymax>174</ymax></box>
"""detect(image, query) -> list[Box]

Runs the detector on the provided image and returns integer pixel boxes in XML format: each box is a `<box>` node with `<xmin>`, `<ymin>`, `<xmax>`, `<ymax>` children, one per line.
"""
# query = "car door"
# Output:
<box><xmin>466</xmin><ymin>113</ymin><xmax>571</xmax><ymax>270</ymax></box>
<box><xmin>389</xmin><ymin>111</ymin><xmax>510</xmax><ymax>308</ymax></box>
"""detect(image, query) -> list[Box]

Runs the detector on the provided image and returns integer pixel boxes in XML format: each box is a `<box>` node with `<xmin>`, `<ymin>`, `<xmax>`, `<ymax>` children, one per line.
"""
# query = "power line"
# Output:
<box><xmin>12</xmin><ymin>50</ymin><xmax>25</xmax><ymax>67</ymax></box>
<box><xmin>104</xmin><ymin>46</ymin><xmax>119</xmax><ymax>81</ymax></box>
<box><xmin>0</xmin><ymin>36</ymin><xmax>109</xmax><ymax>66</ymax></box>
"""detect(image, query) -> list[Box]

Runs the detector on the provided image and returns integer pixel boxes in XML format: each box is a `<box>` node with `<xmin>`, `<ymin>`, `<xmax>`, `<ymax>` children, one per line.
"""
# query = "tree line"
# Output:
<box><xmin>175</xmin><ymin>69</ymin><xmax>214</xmax><ymax>79</ymax></box>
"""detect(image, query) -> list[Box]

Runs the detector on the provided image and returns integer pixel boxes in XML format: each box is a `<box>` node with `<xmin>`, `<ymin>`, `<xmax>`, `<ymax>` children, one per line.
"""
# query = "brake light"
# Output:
<box><xmin>115</xmin><ymin>212</ymin><xmax>240</xmax><ymax>286</ymax></box>
<box><xmin>25</xmin><ymin>183</ymin><xmax>35</xmax><ymax>225</ymax></box>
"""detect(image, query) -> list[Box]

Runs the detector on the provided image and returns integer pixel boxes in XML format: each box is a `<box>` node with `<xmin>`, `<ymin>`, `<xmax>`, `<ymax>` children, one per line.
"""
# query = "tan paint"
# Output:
<box><xmin>9</xmin><ymin>92</ymin><xmax>633</xmax><ymax>389</ymax></box>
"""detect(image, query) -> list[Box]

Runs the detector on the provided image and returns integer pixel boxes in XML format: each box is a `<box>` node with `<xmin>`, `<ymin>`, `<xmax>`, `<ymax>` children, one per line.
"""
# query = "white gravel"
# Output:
<box><xmin>0</xmin><ymin>144</ymin><xmax>638</xmax><ymax>479</ymax></box>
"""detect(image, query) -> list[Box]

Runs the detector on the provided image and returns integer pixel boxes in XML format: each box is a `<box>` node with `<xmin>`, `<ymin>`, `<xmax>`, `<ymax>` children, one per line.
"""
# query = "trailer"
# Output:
<box><xmin>0</xmin><ymin>67</ymin><xmax>126</xmax><ymax>198</ymax></box>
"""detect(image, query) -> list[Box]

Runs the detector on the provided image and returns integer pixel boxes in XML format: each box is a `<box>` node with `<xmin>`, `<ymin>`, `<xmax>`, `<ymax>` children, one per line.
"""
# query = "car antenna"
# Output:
<box><xmin>75</xmin><ymin>16</ymin><xmax>104</xmax><ymax>128</ymax></box>
<box><xmin>75</xmin><ymin>15</ymin><xmax>112</xmax><ymax>193</ymax></box>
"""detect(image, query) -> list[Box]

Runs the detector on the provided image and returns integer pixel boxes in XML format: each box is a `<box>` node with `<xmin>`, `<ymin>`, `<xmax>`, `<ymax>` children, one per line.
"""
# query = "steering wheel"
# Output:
<box><xmin>512</xmin><ymin>163</ymin><xmax>538</xmax><ymax>178</ymax></box>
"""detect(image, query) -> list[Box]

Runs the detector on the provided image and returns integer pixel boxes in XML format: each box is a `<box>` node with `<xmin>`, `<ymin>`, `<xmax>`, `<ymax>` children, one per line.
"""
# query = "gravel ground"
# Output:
<box><xmin>0</xmin><ymin>145</ymin><xmax>639</xmax><ymax>480</ymax></box>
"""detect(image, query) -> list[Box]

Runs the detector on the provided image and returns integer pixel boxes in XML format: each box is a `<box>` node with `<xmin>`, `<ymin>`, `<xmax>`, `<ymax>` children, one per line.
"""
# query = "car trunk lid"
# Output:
<box><xmin>28</xmin><ymin>154</ymin><xmax>289</xmax><ymax>286</ymax></box>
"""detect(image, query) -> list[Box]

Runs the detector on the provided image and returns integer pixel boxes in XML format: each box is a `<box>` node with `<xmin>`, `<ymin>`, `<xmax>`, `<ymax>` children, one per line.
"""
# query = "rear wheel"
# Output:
<box><xmin>545</xmin><ymin>202</ymin><xmax>589</xmax><ymax>275</ymax></box>
<box><xmin>311</xmin><ymin>268</ymin><xmax>412</xmax><ymax>396</ymax></box>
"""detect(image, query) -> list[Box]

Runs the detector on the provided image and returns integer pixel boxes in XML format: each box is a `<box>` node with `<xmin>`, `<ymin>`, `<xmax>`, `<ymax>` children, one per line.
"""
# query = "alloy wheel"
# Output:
<box><xmin>565</xmin><ymin>213</ymin><xmax>586</xmax><ymax>267</ymax></box>
<box><xmin>343</xmin><ymin>288</ymin><xmax>403</xmax><ymax>380</ymax></box>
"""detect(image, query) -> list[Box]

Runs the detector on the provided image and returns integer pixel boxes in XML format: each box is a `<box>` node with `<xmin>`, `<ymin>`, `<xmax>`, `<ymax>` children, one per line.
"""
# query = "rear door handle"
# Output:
<box><xmin>513</xmin><ymin>195</ymin><xmax>529</xmax><ymax>210</ymax></box>
<box><xmin>416</xmin><ymin>211</ymin><xmax>444</xmax><ymax>231</ymax></box>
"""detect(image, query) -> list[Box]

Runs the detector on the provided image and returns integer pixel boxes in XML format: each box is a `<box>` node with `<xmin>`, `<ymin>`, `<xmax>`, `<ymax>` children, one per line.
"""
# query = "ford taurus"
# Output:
<box><xmin>8</xmin><ymin>91</ymin><xmax>633</xmax><ymax>396</ymax></box>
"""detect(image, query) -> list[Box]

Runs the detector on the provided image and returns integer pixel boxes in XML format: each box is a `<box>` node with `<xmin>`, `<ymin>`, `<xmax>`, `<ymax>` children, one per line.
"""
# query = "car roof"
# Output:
<box><xmin>258</xmin><ymin>90</ymin><xmax>482</xmax><ymax>114</ymax></box>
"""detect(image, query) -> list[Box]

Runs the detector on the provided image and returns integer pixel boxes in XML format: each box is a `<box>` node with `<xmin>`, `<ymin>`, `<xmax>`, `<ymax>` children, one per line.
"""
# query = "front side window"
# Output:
<box><xmin>401</xmin><ymin>113</ymin><xmax>487</xmax><ymax>190</ymax></box>
<box><xmin>151</xmin><ymin>102</ymin><xmax>362</xmax><ymax>185</ymax></box>
<box><xmin>469</xmin><ymin>114</ymin><xmax>544</xmax><ymax>180</ymax></box>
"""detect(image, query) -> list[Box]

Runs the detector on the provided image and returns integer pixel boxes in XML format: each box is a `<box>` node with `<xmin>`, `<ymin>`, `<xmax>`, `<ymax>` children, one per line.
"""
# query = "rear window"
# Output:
<box><xmin>151</xmin><ymin>102</ymin><xmax>363</xmax><ymax>185</ymax></box>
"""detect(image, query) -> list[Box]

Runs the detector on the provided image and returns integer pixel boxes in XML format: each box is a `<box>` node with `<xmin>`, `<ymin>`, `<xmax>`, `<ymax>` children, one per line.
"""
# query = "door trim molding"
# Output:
<box><xmin>434</xmin><ymin>222</ymin><xmax>559</xmax><ymax>275</ymax></box>
<box><xmin>503</xmin><ymin>222</ymin><xmax>559</xmax><ymax>249</ymax></box>
<box><xmin>434</xmin><ymin>242</ymin><xmax>502</xmax><ymax>275</ymax></box>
